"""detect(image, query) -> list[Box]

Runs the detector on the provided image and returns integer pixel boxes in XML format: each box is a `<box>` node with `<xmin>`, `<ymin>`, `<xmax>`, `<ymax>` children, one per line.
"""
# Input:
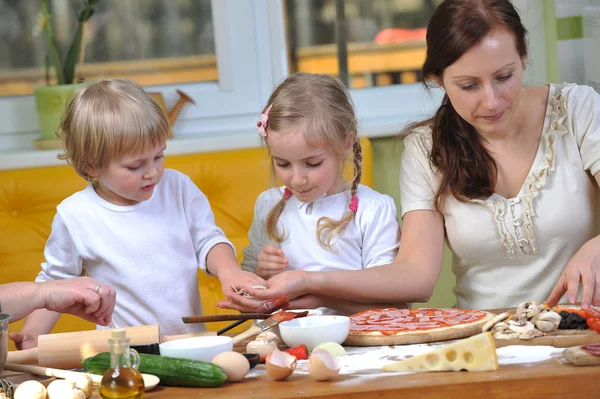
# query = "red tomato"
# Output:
<box><xmin>590</xmin><ymin>320</ymin><xmax>600</xmax><ymax>334</ymax></box>
<box><xmin>587</xmin><ymin>317</ymin><xmax>600</xmax><ymax>328</ymax></box>
<box><xmin>586</xmin><ymin>307</ymin><xmax>600</xmax><ymax>320</ymax></box>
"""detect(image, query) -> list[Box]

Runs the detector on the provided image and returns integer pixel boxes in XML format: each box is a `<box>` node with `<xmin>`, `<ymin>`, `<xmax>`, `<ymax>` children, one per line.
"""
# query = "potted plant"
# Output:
<box><xmin>35</xmin><ymin>0</ymin><xmax>98</xmax><ymax>147</ymax></box>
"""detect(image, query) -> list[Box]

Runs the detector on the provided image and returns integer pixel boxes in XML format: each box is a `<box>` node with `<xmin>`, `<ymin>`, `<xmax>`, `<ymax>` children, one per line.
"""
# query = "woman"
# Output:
<box><xmin>1</xmin><ymin>277</ymin><xmax>116</xmax><ymax>323</ymax></box>
<box><xmin>222</xmin><ymin>0</ymin><xmax>600</xmax><ymax>311</ymax></box>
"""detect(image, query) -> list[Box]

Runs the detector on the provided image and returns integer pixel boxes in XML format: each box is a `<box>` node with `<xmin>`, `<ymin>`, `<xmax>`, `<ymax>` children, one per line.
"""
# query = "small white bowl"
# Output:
<box><xmin>159</xmin><ymin>336</ymin><xmax>233</xmax><ymax>362</ymax></box>
<box><xmin>269</xmin><ymin>309</ymin><xmax>324</xmax><ymax>337</ymax></box>
<box><xmin>278</xmin><ymin>315</ymin><xmax>350</xmax><ymax>351</ymax></box>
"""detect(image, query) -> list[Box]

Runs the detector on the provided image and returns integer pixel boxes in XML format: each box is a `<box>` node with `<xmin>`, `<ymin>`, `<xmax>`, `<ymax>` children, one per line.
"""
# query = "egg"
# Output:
<box><xmin>265</xmin><ymin>348</ymin><xmax>296</xmax><ymax>380</ymax></box>
<box><xmin>308</xmin><ymin>349</ymin><xmax>341</xmax><ymax>381</ymax></box>
<box><xmin>212</xmin><ymin>351</ymin><xmax>250</xmax><ymax>382</ymax></box>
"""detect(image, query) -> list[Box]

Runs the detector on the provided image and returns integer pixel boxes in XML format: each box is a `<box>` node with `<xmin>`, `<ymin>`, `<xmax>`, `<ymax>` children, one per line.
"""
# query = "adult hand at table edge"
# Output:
<box><xmin>9</xmin><ymin>331</ymin><xmax>38</xmax><ymax>350</ymax></box>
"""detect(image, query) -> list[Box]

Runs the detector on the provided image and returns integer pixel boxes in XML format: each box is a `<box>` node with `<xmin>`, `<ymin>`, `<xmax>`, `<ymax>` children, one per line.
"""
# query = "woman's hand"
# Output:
<box><xmin>547</xmin><ymin>237</ymin><xmax>600</xmax><ymax>308</ymax></box>
<box><xmin>9</xmin><ymin>331</ymin><xmax>38</xmax><ymax>350</ymax></box>
<box><xmin>247</xmin><ymin>270</ymin><xmax>312</xmax><ymax>301</ymax></box>
<box><xmin>255</xmin><ymin>245</ymin><xmax>288</xmax><ymax>279</ymax></box>
<box><xmin>218</xmin><ymin>270</ymin><xmax>312</xmax><ymax>312</ymax></box>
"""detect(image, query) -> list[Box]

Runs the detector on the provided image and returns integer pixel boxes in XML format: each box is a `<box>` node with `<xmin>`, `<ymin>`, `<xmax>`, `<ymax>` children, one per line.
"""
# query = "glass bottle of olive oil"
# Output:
<box><xmin>100</xmin><ymin>329</ymin><xmax>145</xmax><ymax>399</ymax></box>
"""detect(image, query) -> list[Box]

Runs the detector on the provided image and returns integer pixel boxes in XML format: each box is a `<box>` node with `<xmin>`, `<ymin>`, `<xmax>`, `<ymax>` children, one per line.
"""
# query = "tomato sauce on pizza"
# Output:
<box><xmin>350</xmin><ymin>308</ymin><xmax>490</xmax><ymax>336</ymax></box>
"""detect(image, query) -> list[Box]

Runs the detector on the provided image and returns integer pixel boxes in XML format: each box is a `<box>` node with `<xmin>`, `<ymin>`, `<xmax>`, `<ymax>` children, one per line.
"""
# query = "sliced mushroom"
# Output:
<box><xmin>507</xmin><ymin>320</ymin><xmax>535</xmax><ymax>335</ymax></box>
<box><xmin>515</xmin><ymin>301</ymin><xmax>543</xmax><ymax>321</ymax></box>
<box><xmin>481</xmin><ymin>311</ymin><xmax>512</xmax><ymax>332</ymax></box>
<box><xmin>517</xmin><ymin>328</ymin><xmax>544</xmax><ymax>340</ymax></box>
<box><xmin>493</xmin><ymin>330</ymin><xmax>520</xmax><ymax>340</ymax></box>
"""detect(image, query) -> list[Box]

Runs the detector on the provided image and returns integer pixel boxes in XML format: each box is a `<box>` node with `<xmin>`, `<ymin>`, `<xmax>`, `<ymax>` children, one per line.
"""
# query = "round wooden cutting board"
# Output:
<box><xmin>344</xmin><ymin>310</ymin><xmax>496</xmax><ymax>346</ymax></box>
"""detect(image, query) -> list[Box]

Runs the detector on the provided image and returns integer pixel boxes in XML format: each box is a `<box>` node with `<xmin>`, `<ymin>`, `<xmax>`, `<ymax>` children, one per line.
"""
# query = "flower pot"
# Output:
<box><xmin>34</xmin><ymin>83</ymin><xmax>89</xmax><ymax>142</ymax></box>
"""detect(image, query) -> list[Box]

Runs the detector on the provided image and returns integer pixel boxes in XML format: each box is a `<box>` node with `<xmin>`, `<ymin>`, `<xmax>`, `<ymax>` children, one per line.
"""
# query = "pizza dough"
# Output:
<box><xmin>344</xmin><ymin>308</ymin><xmax>496</xmax><ymax>346</ymax></box>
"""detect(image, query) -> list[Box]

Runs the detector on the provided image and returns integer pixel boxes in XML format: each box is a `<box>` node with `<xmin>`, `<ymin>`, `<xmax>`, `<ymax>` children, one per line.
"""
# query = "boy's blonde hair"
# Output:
<box><xmin>58</xmin><ymin>78</ymin><xmax>169</xmax><ymax>181</ymax></box>
<box><xmin>261</xmin><ymin>73</ymin><xmax>362</xmax><ymax>251</ymax></box>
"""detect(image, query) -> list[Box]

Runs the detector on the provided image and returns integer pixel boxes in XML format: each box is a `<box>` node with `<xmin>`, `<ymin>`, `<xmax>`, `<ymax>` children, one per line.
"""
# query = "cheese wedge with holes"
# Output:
<box><xmin>382</xmin><ymin>332</ymin><xmax>498</xmax><ymax>372</ymax></box>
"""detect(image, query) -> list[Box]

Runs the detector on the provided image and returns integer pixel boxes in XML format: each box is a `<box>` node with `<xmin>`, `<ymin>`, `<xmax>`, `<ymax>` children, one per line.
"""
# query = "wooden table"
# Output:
<box><xmin>3</xmin><ymin>350</ymin><xmax>599</xmax><ymax>399</ymax></box>
<box><xmin>3</xmin><ymin>306</ymin><xmax>600</xmax><ymax>399</ymax></box>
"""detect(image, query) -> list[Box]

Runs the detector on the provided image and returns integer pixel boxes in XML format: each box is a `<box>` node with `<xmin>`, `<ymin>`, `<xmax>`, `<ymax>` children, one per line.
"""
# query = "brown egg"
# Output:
<box><xmin>212</xmin><ymin>351</ymin><xmax>250</xmax><ymax>382</ymax></box>
<box><xmin>265</xmin><ymin>348</ymin><xmax>297</xmax><ymax>380</ymax></box>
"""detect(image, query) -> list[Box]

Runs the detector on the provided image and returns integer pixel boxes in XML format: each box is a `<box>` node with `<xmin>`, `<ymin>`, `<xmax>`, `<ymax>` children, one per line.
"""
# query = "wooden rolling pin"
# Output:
<box><xmin>7</xmin><ymin>325</ymin><xmax>215</xmax><ymax>369</ymax></box>
<box><xmin>4</xmin><ymin>363</ymin><xmax>160</xmax><ymax>389</ymax></box>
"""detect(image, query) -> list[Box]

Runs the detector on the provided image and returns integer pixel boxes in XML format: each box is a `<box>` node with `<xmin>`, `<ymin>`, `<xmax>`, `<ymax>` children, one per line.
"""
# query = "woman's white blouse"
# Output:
<box><xmin>399</xmin><ymin>83</ymin><xmax>600</xmax><ymax>309</ymax></box>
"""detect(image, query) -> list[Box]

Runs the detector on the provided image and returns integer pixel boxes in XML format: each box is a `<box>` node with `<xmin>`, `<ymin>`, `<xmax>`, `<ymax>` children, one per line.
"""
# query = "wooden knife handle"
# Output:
<box><xmin>4</xmin><ymin>362</ymin><xmax>85</xmax><ymax>379</ymax></box>
<box><xmin>6</xmin><ymin>348</ymin><xmax>39</xmax><ymax>365</ymax></box>
<box><xmin>181</xmin><ymin>313</ymin><xmax>271</xmax><ymax>323</ymax></box>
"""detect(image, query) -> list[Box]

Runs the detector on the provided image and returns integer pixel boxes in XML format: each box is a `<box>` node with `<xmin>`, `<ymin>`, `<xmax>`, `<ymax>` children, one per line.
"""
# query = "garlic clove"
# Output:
<box><xmin>13</xmin><ymin>380</ymin><xmax>47</xmax><ymax>399</ymax></box>
<box><xmin>308</xmin><ymin>349</ymin><xmax>341</xmax><ymax>381</ymax></box>
<box><xmin>265</xmin><ymin>348</ymin><xmax>297</xmax><ymax>380</ymax></box>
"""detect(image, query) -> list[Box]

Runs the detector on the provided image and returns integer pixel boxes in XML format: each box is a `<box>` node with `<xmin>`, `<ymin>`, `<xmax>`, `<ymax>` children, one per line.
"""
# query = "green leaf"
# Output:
<box><xmin>40</xmin><ymin>0</ymin><xmax>64</xmax><ymax>84</ymax></box>
<box><xmin>63</xmin><ymin>24</ymin><xmax>83</xmax><ymax>84</ymax></box>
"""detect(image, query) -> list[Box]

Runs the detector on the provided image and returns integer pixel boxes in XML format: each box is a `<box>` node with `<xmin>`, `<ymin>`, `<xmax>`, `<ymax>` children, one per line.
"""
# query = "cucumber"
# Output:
<box><xmin>82</xmin><ymin>352</ymin><xmax>227</xmax><ymax>388</ymax></box>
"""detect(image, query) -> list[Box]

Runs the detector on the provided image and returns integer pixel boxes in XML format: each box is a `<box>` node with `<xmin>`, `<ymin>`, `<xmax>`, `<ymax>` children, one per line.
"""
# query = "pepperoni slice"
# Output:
<box><xmin>582</xmin><ymin>343</ymin><xmax>600</xmax><ymax>356</ymax></box>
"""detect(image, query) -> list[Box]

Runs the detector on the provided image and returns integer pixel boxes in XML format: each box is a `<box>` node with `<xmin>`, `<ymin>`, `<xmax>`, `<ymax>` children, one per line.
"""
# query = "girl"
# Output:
<box><xmin>226</xmin><ymin>0</ymin><xmax>600</xmax><ymax>311</ymax></box>
<box><xmin>12</xmin><ymin>78</ymin><xmax>265</xmax><ymax>349</ymax></box>
<box><xmin>232</xmin><ymin>73</ymin><xmax>403</xmax><ymax>315</ymax></box>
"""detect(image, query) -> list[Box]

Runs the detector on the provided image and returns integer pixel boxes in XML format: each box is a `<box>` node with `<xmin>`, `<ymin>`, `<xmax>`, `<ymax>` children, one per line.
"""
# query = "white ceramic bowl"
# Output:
<box><xmin>278</xmin><ymin>315</ymin><xmax>350</xmax><ymax>351</ymax></box>
<box><xmin>269</xmin><ymin>309</ymin><xmax>324</xmax><ymax>337</ymax></box>
<box><xmin>159</xmin><ymin>336</ymin><xmax>233</xmax><ymax>362</ymax></box>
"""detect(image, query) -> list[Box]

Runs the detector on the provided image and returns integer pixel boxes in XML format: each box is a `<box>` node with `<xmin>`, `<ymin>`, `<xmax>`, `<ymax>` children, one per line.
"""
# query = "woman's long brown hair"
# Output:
<box><xmin>402</xmin><ymin>0</ymin><xmax>528</xmax><ymax>210</ymax></box>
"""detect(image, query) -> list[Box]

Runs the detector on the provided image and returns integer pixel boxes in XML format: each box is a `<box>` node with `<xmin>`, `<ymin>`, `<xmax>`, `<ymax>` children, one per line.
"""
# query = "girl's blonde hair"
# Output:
<box><xmin>58</xmin><ymin>78</ymin><xmax>169</xmax><ymax>181</ymax></box>
<box><xmin>262</xmin><ymin>73</ymin><xmax>362</xmax><ymax>251</ymax></box>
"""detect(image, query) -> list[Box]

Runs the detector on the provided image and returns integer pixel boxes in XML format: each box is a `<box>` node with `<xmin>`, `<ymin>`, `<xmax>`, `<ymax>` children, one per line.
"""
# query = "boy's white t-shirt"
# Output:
<box><xmin>36</xmin><ymin>169</ymin><xmax>234</xmax><ymax>335</ymax></box>
<box><xmin>242</xmin><ymin>184</ymin><xmax>400</xmax><ymax>313</ymax></box>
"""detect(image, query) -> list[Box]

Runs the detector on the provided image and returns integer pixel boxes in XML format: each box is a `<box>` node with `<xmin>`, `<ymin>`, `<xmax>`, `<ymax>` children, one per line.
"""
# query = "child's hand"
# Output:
<box><xmin>9</xmin><ymin>331</ymin><xmax>38</xmax><ymax>350</ymax></box>
<box><xmin>222</xmin><ymin>269</ymin><xmax>267</xmax><ymax>296</ymax></box>
<box><xmin>256</xmin><ymin>245</ymin><xmax>288</xmax><ymax>279</ymax></box>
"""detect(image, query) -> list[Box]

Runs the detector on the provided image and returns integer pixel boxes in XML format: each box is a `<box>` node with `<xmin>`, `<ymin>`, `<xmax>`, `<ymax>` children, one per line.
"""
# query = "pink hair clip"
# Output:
<box><xmin>349</xmin><ymin>195</ymin><xmax>359</xmax><ymax>212</ymax></box>
<box><xmin>257</xmin><ymin>104</ymin><xmax>273</xmax><ymax>137</ymax></box>
<box><xmin>283</xmin><ymin>188</ymin><xmax>293</xmax><ymax>200</ymax></box>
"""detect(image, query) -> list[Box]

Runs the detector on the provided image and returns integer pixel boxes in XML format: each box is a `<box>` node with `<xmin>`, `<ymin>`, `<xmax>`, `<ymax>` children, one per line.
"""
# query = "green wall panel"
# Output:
<box><xmin>371</xmin><ymin>136</ymin><xmax>456</xmax><ymax>309</ymax></box>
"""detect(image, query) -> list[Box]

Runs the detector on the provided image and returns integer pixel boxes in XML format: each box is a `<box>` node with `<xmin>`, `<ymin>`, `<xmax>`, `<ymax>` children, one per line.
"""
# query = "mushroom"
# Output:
<box><xmin>482</xmin><ymin>312</ymin><xmax>511</xmax><ymax>332</ymax></box>
<box><xmin>515</xmin><ymin>301</ymin><xmax>542</xmax><ymax>321</ymax></box>
<box><xmin>66</xmin><ymin>373</ymin><xmax>93</xmax><ymax>398</ymax></box>
<box><xmin>13</xmin><ymin>380</ymin><xmax>47</xmax><ymax>399</ymax></box>
<box><xmin>47</xmin><ymin>379</ymin><xmax>86</xmax><ymax>399</ymax></box>
<box><xmin>246</xmin><ymin>339</ymin><xmax>278</xmax><ymax>360</ymax></box>
<box><xmin>493</xmin><ymin>329</ymin><xmax>520</xmax><ymax>340</ymax></box>
<box><xmin>255</xmin><ymin>331</ymin><xmax>279</xmax><ymax>344</ymax></box>
<box><xmin>532</xmin><ymin>310</ymin><xmax>561</xmax><ymax>333</ymax></box>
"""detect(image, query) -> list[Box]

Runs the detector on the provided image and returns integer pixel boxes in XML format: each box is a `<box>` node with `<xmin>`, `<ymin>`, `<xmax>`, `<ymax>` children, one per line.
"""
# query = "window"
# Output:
<box><xmin>0</xmin><ymin>0</ymin><xmax>218</xmax><ymax>97</ymax></box>
<box><xmin>0</xmin><ymin>0</ymin><xmax>289</xmax><ymax>152</ymax></box>
<box><xmin>286</xmin><ymin>0</ymin><xmax>442</xmax><ymax>89</ymax></box>
<box><xmin>284</xmin><ymin>0</ymin><xmax>443</xmax><ymax>136</ymax></box>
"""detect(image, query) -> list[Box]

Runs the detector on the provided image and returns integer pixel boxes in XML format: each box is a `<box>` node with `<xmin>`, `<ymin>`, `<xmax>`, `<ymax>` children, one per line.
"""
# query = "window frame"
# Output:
<box><xmin>0</xmin><ymin>0</ymin><xmax>289</xmax><ymax>152</ymax></box>
<box><xmin>0</xmin><ymin>0</ymin><xmax>547</xmax><ymax>156</ymax></box>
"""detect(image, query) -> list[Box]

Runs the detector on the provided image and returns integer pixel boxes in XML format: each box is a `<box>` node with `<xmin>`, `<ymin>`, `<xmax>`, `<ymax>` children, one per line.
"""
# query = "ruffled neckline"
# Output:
<box><xmin>473</xmin><ymin>83</ymin><xmax>571</xmax><ymax>259</ymax></box>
